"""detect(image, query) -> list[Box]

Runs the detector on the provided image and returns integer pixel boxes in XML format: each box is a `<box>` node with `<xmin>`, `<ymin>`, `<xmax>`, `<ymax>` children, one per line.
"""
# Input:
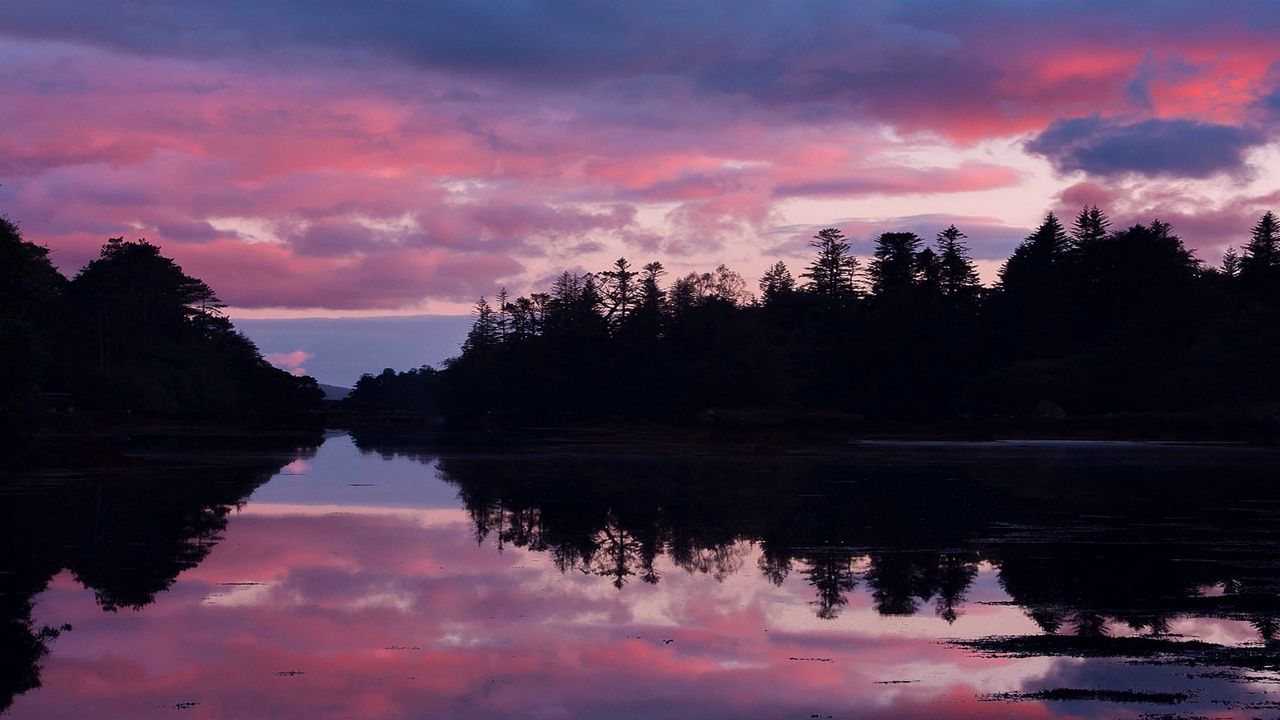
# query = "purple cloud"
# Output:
<box><xmin>1027</xmin><ymin>116</ymin><xmax>1265</xmax><ymax>178</ymax></box>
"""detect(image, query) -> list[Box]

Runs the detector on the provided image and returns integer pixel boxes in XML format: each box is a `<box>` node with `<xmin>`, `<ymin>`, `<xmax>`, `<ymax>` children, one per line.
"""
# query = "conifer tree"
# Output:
<box><xmin>462</xmin><ymin>297</ymin><xmax>498</xmax><ymax>354</ymax></box>
<box><xmin>916</xmin><ymin>247</ymin><xmax>943</xmax><ymax>295</ymax></box>
<box><xmin>999</xmin><ymin>212</ymin><xmax>1070</xmax><ymax>292</ymax></box>
<box><xmin>599</xmin><ymin>257</ymin><xmax>638</xmax><ymax>325</ymax></box>
<box><xmin>637</xmin><ymin>261</ymin><xmax>667</xmax><ymax>315</ymax></box>
<box><xmin>934</xmin><ymin>225</ymin><xmax>981</xmax><ymax>299</ymax></box>
<box><xmin>1221</xmin><ymin>246</ymin><xmax>1241</xmax><ymax>277</ymax></box>
<box><xmin>801</xmin><ymin>228</ymin><xmax>858</xmax><ymax>299</ymax></box>
<box><xmin>669</xmin><ymin>274</ymin><xmax>699</xmax><ymax>314</ymax></box>
<box><xmin>1070</xmin><ymin>205</ymin><xmax>1111</xmax><ymax>247</ymax></box>
<box><xmin>494</xmin><ymin>287</ymin><xmax>510</xmax><ymax>340</ymax></box>
<box><xmin>1241</xmin><ymin>211</ymin><xmax>1280</xmax><ymax>294</ymax></box>
<box><xmin>543</xmin><ymin>271</ymin><xmax>605</xmax><ymax>340</ymax></box>
<box><xmin>759</xmin><ymin>261</ymin><xmax>797</xmax><ymax>305</ymax></box>
<box><xmin>869</xmin><ymin>231</ymin><xmax>924</xmax><ymax>296</ymax></box>
<box><xmin>627</xmin><ymin>261</ymin><xmax>667</xmax><ymax>340</ymax></box>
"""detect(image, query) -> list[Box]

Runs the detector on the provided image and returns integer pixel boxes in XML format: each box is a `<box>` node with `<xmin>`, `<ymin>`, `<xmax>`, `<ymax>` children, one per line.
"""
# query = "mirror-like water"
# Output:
<box><xmin>5</xmin><ymin>431</ymin><xmax>1280</xmax><ymax>718</ymax></box>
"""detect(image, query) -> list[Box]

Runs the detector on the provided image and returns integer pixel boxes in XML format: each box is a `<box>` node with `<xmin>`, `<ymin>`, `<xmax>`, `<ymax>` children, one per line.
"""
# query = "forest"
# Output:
<box><xmin>1</xmin><ymin>217</ymin><xmax>323</xmax><ymax>449</ymax></box>
<box><xmin>348</xmin><ymin>207</ymin><xmax>1280</xmax><ymax>429</ymax></box>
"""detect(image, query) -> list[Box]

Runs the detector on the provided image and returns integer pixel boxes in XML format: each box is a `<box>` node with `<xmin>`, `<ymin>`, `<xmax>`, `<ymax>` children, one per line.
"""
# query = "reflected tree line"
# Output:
<box><xmin>7</xmin><ymin>432</ymin><xmax>1280</xmax><ymax>711</ymax></box>
<box><xmin>0</xmin><ymin>431</ymin><xmax>320</xmax><ymax>713</ymax></box>
<box><xmin>352</xmin><ymin>430</ymin><xmax>1280</xmax><ymax>645</ymax></box>
<box><xmin>349</xmin><ymin>208</ymin><xmax>1280</xmax><ymax>426</ymax></box>
<box><xmin>437</xmin><ymin>455</ymin><xmax>996</xmax><ymax>622</ymax></box>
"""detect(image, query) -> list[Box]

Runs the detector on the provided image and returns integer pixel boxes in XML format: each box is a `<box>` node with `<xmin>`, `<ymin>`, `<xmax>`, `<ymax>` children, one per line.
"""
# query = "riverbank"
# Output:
<box><xmin>9</xmin><ymin>405</ymin><xmax>1277</xmax><ymax>474</ymax></box>
<box><xmin>4</xmin><ymin>412</ymin><xmax>327</xmax><ymax>473</ymax></box>
<box><xmin>338</xmin><ymin>408</ymin><xmax>1280</xmax><ymax>458</ymax></box>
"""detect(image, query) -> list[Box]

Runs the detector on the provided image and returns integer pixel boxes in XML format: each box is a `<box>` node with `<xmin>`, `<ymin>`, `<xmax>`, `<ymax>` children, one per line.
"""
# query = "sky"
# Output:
<box><xmin>6</xmin><ymin>2</ymin><xmax>1280</xmax><ymax>381</ymax></box>
<box><xmin>238</xmin><ymin>315</ymin><xmax>471</xmax><ymax>386</ymax></box>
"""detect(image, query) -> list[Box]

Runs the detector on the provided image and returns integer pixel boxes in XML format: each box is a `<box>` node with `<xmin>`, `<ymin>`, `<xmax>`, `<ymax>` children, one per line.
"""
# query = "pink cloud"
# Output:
<box><xmin>172</xmin><ymin>240</ymin><xmax>525</xmax><ymax>309</ymax></box>
<box><xmin>774</xmin><ymin>162</ymin><xmax>1023</xmax><ymax>198</ymax></box>
<box><xmin>264</xmin><ymin>350</ymin><xmax>312</xmax><ymax>376</ymax></box>
<box><xmin>5</xmin><ymin>5</ymin><xmax>1280</xmax><ymax>310</ymax></box>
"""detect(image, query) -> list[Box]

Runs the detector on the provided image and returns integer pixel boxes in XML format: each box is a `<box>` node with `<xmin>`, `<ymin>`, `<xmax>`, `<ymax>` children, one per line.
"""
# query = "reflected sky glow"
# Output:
<box><xmin>7</xmin><ymin>435</ymin><xmax>1280</xmax><ymax>719</ymax></box>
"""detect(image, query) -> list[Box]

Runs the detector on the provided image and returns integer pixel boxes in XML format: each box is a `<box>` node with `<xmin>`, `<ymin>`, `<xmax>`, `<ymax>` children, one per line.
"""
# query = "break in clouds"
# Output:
<box><xmin>5</xmin><ymin>0</ymin><xmax>1280</xmax><ymax>310</ymax></box>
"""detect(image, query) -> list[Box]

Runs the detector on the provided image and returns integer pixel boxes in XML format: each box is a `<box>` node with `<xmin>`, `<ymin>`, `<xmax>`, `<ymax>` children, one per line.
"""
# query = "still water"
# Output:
<box><xmin>5</xmin><ymin>430</ymin><xmax>1280</xmax><ymax>718</ymax></box>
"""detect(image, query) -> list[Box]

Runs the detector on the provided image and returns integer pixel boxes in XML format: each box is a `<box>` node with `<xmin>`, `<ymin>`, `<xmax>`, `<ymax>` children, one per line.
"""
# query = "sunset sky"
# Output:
<box><xmin>6</xmin><ymin>2</ymin><xmax>1280</xmax><ymax>378</ymax></box>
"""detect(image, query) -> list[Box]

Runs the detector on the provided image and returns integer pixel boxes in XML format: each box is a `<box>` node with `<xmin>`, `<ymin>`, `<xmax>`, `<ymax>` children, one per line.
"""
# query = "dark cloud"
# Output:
<box><xmin>7</xmin><ymin>1</ymin><xmax>1277</xmax><ymax>133</ymax></box>
<box><xmin>1027</xmin><ymin>116</ymin><xmax>1265</xmax><ymax>178</ymax></box>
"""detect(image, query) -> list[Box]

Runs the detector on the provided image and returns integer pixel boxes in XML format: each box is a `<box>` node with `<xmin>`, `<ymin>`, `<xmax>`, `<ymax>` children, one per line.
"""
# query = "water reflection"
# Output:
<box><xmin>420</xmin><ymin>440</ymin><xmax>1280</xmax><ymax>642</ymax></box>
<box><xmin>4</xmin><ymin>431</ymin><xmax>1280</xmax><ymax>718</ymax></box>
<box><xmin>0</xmin><ymin>430</ymin><xmax>322</xmax><ymax>713</ymax></box>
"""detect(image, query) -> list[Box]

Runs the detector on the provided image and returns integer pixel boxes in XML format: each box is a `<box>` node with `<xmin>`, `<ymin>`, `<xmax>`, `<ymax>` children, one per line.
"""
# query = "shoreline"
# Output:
<box><xmin>8</xmin><ymin>408</ymin><xmax>1277</xmax><ymax>475</ymax></box>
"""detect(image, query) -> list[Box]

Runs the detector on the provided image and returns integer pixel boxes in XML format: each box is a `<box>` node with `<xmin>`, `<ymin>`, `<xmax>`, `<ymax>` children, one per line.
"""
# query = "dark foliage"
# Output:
<box><xmin>0</xmin><ymin>227</ymin><xmax>323</xmax><ymax>433</ymax></box>
<box><xmin>341</xmin><ymin>366</ymin><xmax>439</xmax><ymax>413</ymax></box>
<box><xmin>0</xmin><ymin>217</ymin><xmax>64</xmax><ymax>445</ymax></box>
<box><xmin>403</xmin><ymin>209</ymin><xmax>1280</xmax><ymax>425</ymax></box>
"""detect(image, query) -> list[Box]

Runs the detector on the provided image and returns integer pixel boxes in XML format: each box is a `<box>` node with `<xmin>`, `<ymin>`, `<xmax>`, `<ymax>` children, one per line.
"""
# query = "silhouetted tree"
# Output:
<box><xmin>625</xmin><ymin>261</ymin><xmax>667</xmax><ymax>341</ymax></box>
<box><xmin>507</xmin><ymin>293</ymin><xmax>548</xmax><ymax>340</ymax></box>
<box><xmin>710</xmin><ymin>264</ymin><xmax>752</xmax><ymax>306</ymax></box>
<box><xmin>935</xmin><ymin>225</ymin><xmax>981</xmax><ymax>301</ymax></box>
<box><xmin>758</xmin><ymin>261</ymin><xmax>796</xmax><ymax>305</ymax></box>
<box><xmin>70</xmin><ymin>237</ymin><xmax>221</xmax><ymax>370</ymax></box>
<box><xmin>670</xmin><ymin>265</ymin><xmax>751</xmax><ymax>312</ymax></box>
<box><xmin>638</xmin><ymin>262</ymin><xmax>667</xmax><ymax>316</ymax></box>
<box><xmin>869</xmin><ymin>231</ymin><xmax>924</xmax><ymax>296</ymax></box>
<box><xmin>1070</xmin><ymin>205</ymin><xmax>1110</xmax><ymax>247</ymax></box>
<box><xmin>916</xmin><ymin>246</ymin><xmax>943</xmax><ymax>295</ymax></box>
<box><xmin>999</xmin><ymin>213</ymin><xmax>1070</xmax><ymax>294</ymax></box>
<box><xmin>462</xmin><ymin>297</ymin><xmax>499</xmax><ymax>354</ymax></box>
<box><xmin>1221</xmin><ymin>246</ymin><xmax>1241</xmax><ymax>278</ymax></box>
<box><xmin>543</xmin><ymin>271</ymin><xmax>605</xmax><ymax>339</ymax></box>
<box><xmin>413</xmin><ymin>205</ymin><xmax>1280</xmax><ymax>425</ymax></box>
<box><xmin>801</xmin><ymin>228</ymin><xmax>858</xmax><ymax>300</ymax></box>
<box><xmin>1241</xmin><ymin>211</ymin><xmax>1280</xmax><ymax>296</ymax></box>
<box><xmin>0</xmin><ymin>217</ymin><xmax>63</xmax><ymax>442</ymax></box>
<box><xmin>494</xmin><ymin>288</ymin><xmax>510</xmax><ymax>340</ymax></box>
<box><xmin>599</xmin><ymin>257</ymin><xmax>639</xmax><ymax>326</ymax></box>
<box><xmin>57</xmin><ymin>237</ymin><xmax>322</xmax><ymax>415</ymax></box>
<box><xmin>993</xmin><ymin>213</ymin><xmax>1073</xmax><ymax>360</ymax></box>
<box><xmin>668</xmin><ymin>273</ymin><xmax>699</xmax><ymax>314</ymax></box>
<box><xmin>342</xmin><ymin>366</ymin><xmax>439</xmax><ymax>413</ymax></box>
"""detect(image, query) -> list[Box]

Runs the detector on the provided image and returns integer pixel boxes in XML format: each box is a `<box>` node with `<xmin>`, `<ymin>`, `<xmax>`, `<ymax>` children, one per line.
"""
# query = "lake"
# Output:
<box><xmin>5</xmin><ymin>430</ymin><xmax>1280</xmax><ymax>718</ymax></box>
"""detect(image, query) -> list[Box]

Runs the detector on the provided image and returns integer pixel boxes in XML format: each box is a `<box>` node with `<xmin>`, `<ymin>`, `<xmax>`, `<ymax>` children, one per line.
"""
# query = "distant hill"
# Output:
<box><xmin>318</xmin><ymin>384</ymin><xmax>351</xmax><ymax>401</ymax></box>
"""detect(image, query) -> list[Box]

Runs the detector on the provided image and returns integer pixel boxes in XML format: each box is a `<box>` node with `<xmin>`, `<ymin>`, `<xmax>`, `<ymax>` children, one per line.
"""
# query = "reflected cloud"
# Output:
<box><xmin>7</xmin><ymin>434</ymin><xmax>1280</xmax><ymax>718</ymax></box>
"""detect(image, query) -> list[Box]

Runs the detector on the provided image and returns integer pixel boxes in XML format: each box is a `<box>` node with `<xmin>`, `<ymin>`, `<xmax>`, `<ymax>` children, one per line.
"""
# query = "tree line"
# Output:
<box><xmin>350</xmin><ymin>207</ymin><xmax>1280</xmax><ymax>426</ymax></box>
<box><xmin>2</xmin><ymin>217</ymin><xmax>323</xmax><ymax>447</ymax></box>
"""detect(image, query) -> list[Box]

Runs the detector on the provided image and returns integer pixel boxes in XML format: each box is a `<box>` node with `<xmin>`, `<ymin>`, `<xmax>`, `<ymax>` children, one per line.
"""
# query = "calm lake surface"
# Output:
<box><xmin>6</xmin><ymin>431</ymin><xmax>1280</xmax><ymax>718</ymax></box>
